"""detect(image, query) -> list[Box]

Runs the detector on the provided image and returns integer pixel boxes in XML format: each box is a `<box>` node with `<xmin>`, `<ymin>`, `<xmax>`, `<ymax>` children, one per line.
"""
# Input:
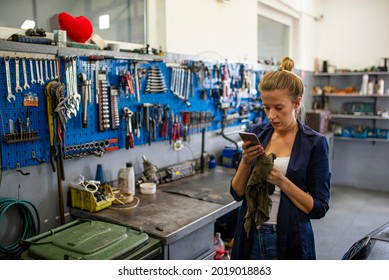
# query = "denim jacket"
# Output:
<box><xmin>230</xmin><ymin>120</ymin><xmax>331</xmax><ymax>259</ymax></box>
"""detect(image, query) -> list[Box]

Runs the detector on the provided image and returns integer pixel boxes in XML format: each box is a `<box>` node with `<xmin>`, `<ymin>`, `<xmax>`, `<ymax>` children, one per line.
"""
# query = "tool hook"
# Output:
<box><xmin>32</xmin><ymin>150</ymin><xmax>44</xmax><ymax>164</ymax></box>
<box><xmin>16</xmin><ymin>163</ymin><xmax>30</xmax><ymax>176</ymax></box>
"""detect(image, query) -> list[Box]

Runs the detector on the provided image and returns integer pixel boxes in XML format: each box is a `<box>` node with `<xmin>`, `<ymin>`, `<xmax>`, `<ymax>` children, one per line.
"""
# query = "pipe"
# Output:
<box><xmin>200</xmin><ymin>128</ymin><xmax>205</xmax><ymax>173</ymax></box>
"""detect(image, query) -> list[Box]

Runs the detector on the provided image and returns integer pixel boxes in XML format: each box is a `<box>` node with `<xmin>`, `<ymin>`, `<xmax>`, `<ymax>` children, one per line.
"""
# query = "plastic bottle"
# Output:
<box><xmin>118</xmin><ymin>162</ymin><xmax>135</xmax><ymax>195</ymax></box>
<box><xmin>208</xmin><ymin>155</ymin><xmax>216</xmax><ymax>170</ymax></box>
<box><xmin>377</xmin><ymin>79</ymin><xmax>384</xmax><ymax>95</ymax></box>
<box><xmin>213</xmin><ymin>232</ymin><xmax>225</xmax><ymax>260</ymax></box>
<box><xmin>360</xmin><ymin>74</ymin><xmax>368</xmax><ymax>95</ymax></box>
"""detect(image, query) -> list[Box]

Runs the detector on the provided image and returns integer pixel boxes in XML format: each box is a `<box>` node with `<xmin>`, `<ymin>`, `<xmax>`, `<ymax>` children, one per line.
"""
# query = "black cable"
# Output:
<box><xmin>0</xmin><ymin>198</ymin><xmax>40</xmax><ymax>258</ymax></box>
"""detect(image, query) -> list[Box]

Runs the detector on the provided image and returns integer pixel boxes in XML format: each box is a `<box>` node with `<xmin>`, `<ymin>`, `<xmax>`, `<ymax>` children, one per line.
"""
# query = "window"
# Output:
<box><xmin>257</xmin><ymin>15</ymin><xmax>290</xmax><ymax>63</ymax></box>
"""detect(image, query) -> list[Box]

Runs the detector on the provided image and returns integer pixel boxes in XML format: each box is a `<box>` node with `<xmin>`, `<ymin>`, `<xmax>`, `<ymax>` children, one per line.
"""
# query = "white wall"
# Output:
<box><xmin>316</xmin><ymin>0</ymin><xmax>389</xmax><ymax>70</ymax></box>
<box><xmin>151</xmin><ymin>0</ymin><xmax>320</xmax><ymax>70</ymax></box>
<box><xmin>163</xmin><ymin>0</ymin><xmax>258</xmax><ymax>62</ymax></box>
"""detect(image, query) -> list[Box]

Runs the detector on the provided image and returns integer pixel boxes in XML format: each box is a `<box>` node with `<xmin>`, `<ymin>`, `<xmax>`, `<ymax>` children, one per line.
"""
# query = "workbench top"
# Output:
<box><xmin>70</xmin><ymin>167</ymin><xmax>241</xmax><ymax>245</ymax></box>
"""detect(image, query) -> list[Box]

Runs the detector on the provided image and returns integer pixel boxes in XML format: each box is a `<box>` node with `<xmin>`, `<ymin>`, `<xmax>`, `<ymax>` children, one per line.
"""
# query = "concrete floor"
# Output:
<box><xmin>312</xmin><ymin>184</ymin><xmax>389</xmax><ymax>260</ymax></box>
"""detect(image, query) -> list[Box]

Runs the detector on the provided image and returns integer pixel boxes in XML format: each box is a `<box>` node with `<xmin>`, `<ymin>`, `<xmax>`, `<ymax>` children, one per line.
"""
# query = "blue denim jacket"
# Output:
<box><xmin>230</xmin><ymin>120</ymin><xmax>331</xmax><ymax>259</ymax></box>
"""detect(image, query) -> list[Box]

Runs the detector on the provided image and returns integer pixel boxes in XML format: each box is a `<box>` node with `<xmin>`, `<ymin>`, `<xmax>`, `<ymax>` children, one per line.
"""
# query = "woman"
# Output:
<box><xmin>230</xmin><ymin>57</ymin><xmax>331</xmax><ymax>260</ymax></box>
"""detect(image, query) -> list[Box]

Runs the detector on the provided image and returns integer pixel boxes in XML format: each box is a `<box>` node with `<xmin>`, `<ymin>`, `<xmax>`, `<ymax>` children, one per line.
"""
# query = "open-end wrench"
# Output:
<box><xmin>29</xmin><ymin>59</ymin><xmax>36</xmax><ymax>84</ymax></box>
<box><xmin>4</xmin><ymin>57</ymin><xmax>16</xmax><ymax>102</ymax></box>
<box><xmin>14</xmin><ymin>58</ymin><xmax>23</xmax><ymax>93</ymax></box>
<box><xmin>22</xmin><ymin>58</ymin><xmax>30</xmax><ymax>90</ymax></box>
<box><xmin>45</xmin><ymin>59</ymin><xmax>49</xmax><ymax>81</ymax></box>
<box><xmin>39</xmin><ymin>60</ymin><xmax>44</xmax><ymax>84</ymax></box>
<box><xmin>50</xmin><ymin>59</ymin><xmax>55</xmax><ymax>80</ymax></box>
<box><xmin>54</xmin><ymin>59</ymin><xmax>58</xmax><ymax>79</ymax></box>
<box><xmin>35</xmin><ymin>60</ymin><xmax>41</xmax><ymax>84</ymax></box>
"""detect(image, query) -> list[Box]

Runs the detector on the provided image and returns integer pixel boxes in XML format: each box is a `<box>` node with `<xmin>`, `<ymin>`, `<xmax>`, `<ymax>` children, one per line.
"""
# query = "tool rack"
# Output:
<box><xmin>0</xmin><ymin>39</ymin><xmax>265</xmax><ymax>172</ymax></box>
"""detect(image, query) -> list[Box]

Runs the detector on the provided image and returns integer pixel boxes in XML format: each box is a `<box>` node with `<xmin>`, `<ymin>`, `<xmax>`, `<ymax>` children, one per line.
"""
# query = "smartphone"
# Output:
<box><xmin>239</xmin><ymin>132</ymin><xmax>261</xmax><ymax>147</ymax></box>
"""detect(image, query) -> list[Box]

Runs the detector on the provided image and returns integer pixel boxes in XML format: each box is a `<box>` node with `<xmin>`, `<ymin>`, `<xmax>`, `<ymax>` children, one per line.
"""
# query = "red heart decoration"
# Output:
<box><xmin>58</xmin><ymin>12</ymin><xmax>93</xmax><ymax>43</ymax></box>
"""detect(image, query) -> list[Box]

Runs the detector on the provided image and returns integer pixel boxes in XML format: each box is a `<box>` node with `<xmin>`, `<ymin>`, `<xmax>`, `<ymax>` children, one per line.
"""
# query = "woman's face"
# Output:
<box><xmin>261</xmin><ymin>89</ymin><xmax>300</xmax><ymax>133</ymax></box>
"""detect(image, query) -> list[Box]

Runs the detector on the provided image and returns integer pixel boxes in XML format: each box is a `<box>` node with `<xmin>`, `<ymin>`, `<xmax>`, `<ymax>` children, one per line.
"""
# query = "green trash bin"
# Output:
<box><xmin>21</xmin><ymin>219</ymin><xmax>162</xmax><ymax>260</ymax></box>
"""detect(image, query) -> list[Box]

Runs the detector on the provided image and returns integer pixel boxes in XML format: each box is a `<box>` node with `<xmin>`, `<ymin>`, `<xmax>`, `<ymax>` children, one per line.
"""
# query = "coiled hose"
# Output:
<box><xmin>0</xmin><ymin>198</ymin><xmax>40</xmax><ymax>258</ymax></box>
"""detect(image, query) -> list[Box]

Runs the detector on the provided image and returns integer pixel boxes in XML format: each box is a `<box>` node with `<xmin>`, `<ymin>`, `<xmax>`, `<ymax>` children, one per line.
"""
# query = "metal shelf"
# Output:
<box><xmin>312</xmin><ymin>93</ymin><xmax>389</xmax><ymax>98</ymax></box>
<box><xmin>315</xmin><ymin>71</ymin><xmax>389</xmax><ymax>77</ymax></box>
<box><xmin>331</xmin><ymin>114</ymin><xmax>389</xmax><ymax>120</ymax></box>
<box><xmin>0</xmin><ymin>39</ymin><xmax>163</xmax><ymax>61</ymax></box>
<box><xmin>334</xmin><ymin>136</ymin><xmax>389</xmax><ymax>142</ymax></box>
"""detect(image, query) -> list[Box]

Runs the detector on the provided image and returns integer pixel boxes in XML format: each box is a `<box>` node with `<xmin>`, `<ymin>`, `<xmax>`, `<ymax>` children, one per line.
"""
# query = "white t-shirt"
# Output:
<box><xmin>265</xmin><ymin>157</ymin><xmax>290</xmax><ymax>225</ymax></box>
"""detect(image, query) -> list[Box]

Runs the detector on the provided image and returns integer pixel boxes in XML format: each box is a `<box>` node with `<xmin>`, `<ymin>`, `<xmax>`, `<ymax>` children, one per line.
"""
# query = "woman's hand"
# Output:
<box><xmin>241</xmin><ymin>141</ymin><xmax>264</xmax><ymax>166</ymax></box>
<box><xmin>266</xmin><ymin>165</ymin><xmax>286</xmax><ymax>186</ymax></box>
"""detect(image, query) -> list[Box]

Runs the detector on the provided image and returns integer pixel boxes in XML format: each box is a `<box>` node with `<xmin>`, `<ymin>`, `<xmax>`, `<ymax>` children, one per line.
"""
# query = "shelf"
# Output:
<box><xmin>334</xmin><ymin>136</ymin><xmax>389</xmax><ymax>142</ymax></box>
<box><xmin>315</xmin><ymin>71</ymin><xmax>389</xmax><ymax>77</ymax></box>
<box><xmin>331</xmin><ymin>114</ymin><xmax>389</xmax><ymax>120</ymax></box>
<box><xmin>312</xmin><ymin>93</ymin><xmax>389</xmax><ymax>98</ymax></box>
<box><xmin>0</xmin><ymin>39</ymin><xmax>163</xmax><ymax>61</ymax></box>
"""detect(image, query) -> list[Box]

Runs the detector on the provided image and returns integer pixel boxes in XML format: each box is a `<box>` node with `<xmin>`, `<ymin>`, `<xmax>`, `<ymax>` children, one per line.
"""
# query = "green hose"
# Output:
<box><xmin>0</xmin><ymin>198</ymin><xmax>40</xmax><ymax>258</ymax></box>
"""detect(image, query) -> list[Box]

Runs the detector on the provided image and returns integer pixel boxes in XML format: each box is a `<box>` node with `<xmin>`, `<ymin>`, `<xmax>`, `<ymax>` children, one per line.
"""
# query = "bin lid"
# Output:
<box><xmin>24</xmin><ymin>220</ymin><xmax>149</xmax><ymax>260</ymax></box>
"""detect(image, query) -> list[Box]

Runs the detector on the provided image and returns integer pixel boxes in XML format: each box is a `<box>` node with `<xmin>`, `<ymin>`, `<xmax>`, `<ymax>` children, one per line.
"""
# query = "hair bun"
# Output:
<box><xmin>280</xmin><ymin>56</ymin><xmax>294</xmax><ymax>71</ymax></box>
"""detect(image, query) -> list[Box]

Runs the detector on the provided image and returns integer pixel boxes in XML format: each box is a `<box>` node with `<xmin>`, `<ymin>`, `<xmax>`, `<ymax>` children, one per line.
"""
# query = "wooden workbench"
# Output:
<box><xmin>70</xmin><ymin>167</ymin><xmax>241</xmax><ymax>260</ymax></box>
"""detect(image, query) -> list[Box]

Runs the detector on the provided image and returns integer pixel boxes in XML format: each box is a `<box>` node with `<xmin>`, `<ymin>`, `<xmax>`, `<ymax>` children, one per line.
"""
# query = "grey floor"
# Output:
<box><xmin>312</xmin><ymin>184</ymin><xmax>389</xmax><ymax>260</ymax></box>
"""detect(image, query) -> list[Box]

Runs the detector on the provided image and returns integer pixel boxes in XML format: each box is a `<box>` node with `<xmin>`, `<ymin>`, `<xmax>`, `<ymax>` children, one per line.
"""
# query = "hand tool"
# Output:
<box><xmin>53</xmin><ymin>59</ymin><xmax>59</xmax><ymax>79</ymax></box>
<box><xmin>39</xmin><ymin>59</ymin><xmax>44</xmax><ymax>85</ymax></box>
<box><xmin>79</xmin><ymin>73</ymin><xmax>89</xmax><ymax>128</ymax></box>
<box><xmin>26</xmin><ymin>107</ymin><xmax>31</xmax><ymax>139</ymax></box>
<box><xmin>29</xmin><ymin>59</ymin><xmax>36</xmax><ymax>84</ymax></box>
<box><xmin>134</xmin><ymin>111</ymin><xmax>141</xmax><ymax>138</ymax></box>
<box><xmin>35</xmin><ymin>60</ymin><xmax>42</xmax><ymax>85</ymax></box>
<box><xmin>22</xmin><ymin>58</ymin><xmax>30</xmax><ymax>90</ymax></box>
<box><xmin>125</xmin><ymin>71</ymin><xmax>134</xmax><ymax>95</ymax></box>
<box><xmin>45</xmin><ymin>81</ymin><xmax>58</xmax><ymax>172</ymax></box>
<box><xmin>172</xmin><ymin>114</ymin><xmax>183</xmax><ymax>151</ymax></box>
<box><xmin>17</xmin><ymin>118</ymin><xmax>23</xmax><ymax>140</ymax></box>
<box><xmin>15</xmin><ymin>57</ymin><xmax>23</xmax><ymax>93</ymax></box>
<box><xmin>4</xmin><ymin>57</ymin><xmax>16</xmax><ymax>102</ymax></box>
<box><xmin>110</xmin><ymin>86</ymin><xmax>120</xmax><ymax>129</ymax></box>
<box><xmin>45</xmin><ymin>59</ymin><xmax>49</xmax><ymax>81</ymax></box>
<box><xmin>133</xmin><ymin>62</ymin><xmax>141</xmax><ymax>102</ymax></box>
<box><xmin>160</xmin><ymin>105</ymin><xmax>169</xmax><ymax>139</ymax></box>
<box><xmin>123</xmin><ymin>107</ymin><xmax>134</xmax><ymax>149</ymax></box>
<box><xmin>50</xmin><ymin>59</ymin><xmax>55</xmax><ymax>80</ymax></box>
<box><xmin>182</xmin><ymin>111</ymin><xmax>190</xmax><ymax>142</ymax></box>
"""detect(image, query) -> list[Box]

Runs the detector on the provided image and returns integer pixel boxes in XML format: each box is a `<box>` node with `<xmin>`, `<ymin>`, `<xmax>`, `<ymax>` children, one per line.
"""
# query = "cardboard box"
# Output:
<box><xmin>306</xmin><ymin>110</ymin><xmax>331</xmax><ymax>133</ymax></box>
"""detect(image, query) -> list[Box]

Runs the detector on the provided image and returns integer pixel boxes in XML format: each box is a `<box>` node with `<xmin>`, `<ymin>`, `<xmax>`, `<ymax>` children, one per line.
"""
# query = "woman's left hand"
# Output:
<box><xmin>266</xmin><ymin>165</ymin><xmax>286</xmax><ymax>187</ymax></box>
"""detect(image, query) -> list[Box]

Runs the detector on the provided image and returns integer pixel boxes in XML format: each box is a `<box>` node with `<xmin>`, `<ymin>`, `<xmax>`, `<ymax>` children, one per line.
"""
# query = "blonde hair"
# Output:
<box><xmin>258</xmin><ymin>57</ymin><xmax>304</xmax><ymax>102</ymax></box>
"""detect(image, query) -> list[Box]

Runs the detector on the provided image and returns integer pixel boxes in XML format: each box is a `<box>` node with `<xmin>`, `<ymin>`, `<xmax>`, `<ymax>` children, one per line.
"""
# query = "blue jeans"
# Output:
<box><xmin>249</xmin><ymin>224</ymin><xmax>279</xmax><ymax>260</ymax></box>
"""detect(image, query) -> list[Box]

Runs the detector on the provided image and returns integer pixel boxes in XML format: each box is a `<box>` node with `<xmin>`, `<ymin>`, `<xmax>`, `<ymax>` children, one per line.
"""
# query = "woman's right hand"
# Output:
<box><xmin>241</xmin><ymin>141</ymin><xmax>264</xmax><ymax>166</ymax></box>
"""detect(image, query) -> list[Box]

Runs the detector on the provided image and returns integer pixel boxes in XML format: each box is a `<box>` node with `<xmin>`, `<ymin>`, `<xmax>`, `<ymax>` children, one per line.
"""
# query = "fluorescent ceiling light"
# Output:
<box><xmin>99</xmin><ymin>15</ymin><xmax>110</xmax><ymax>30</ymax></box>
<box><xmin>21</xmin><ymin>20</ymin><xmax>36</xmax><ymax>29</ymax></box>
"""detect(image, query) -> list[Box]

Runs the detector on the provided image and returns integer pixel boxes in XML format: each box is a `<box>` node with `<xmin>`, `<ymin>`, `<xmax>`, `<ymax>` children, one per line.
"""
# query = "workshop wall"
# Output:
<box><xmin>316</xmin><ymin>0</ymin><xmax>389</xmax><ymax>70</ymax></box>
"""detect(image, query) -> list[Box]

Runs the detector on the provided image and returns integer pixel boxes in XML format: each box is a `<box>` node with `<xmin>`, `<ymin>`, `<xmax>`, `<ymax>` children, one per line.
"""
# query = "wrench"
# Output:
<box><xmin>4</xmin><ymin>57</ymin><xmax>16</xmax><ymax>102</ymax></box>
<box><xmin>50</xmin><ymin>59</ymin><xmax>54</xmax><ymax>80</ymax></box>
<box><xmin>29</xmin><ymin>59</ymin><xmax>36</xmax><ymax>84</ymax></box>
<box><xmin>45</xmin><ymin>59</ymin><xmax>49</xmax><ymax>81</ymax></box>
<box><xmin>14</xmin><ymin>57</ymin><xmax>23</xmax><ymax>93</ymax></box>
<box><xmin>35</xmin><ymin>60</ymin><xmax>41</xmax><ymax>84</ymax></box>
<box><xmin>54</xmin><ymin>59</ymin><xmax>58</xmax><ymax>79</ymax></box>
<box><xmin>39</xmin><ymin>60</ymin><xmax>44</xmax><ymax>85</ymax></box>
<box><xmin>22</xmin><ymin>58</ymin><xmax>30</xmax><ymax>90</ymax></box>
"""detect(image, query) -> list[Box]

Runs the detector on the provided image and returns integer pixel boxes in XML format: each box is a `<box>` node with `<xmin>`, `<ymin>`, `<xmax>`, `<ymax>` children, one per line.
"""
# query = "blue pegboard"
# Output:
<box><xmin>0</xmin><ymin>53</ymin><xmax>264</xmax><ymax>171</ymax></box>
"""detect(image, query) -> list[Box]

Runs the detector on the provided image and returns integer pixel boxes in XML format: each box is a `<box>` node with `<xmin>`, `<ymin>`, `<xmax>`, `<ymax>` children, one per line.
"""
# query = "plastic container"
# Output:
<box><xmin>70</xmin><ymin>183</ymin><xmax>114</xmax><ymax>212</ymax></box>
<box><xmin>222</xmin><ymin>146</ymin><xmax>241</xmax><ymax>168</ymax></box>
<box><xmin>118</xmin><ymin>162</ymin><xmax>135</xmax><ymax>195</ymax></box>
<box><xmin>208</xmin><ymin>155</ymin><xmax>216</xmax><ymax>169</ymax></box>
<box><xmin>140</xmin><ymin>182</ymin><xmax>156</xmax><ymax>194</ymax></box>
<box><xmin>20</xmin><ymin>219</ymin><xmax>157</xmax><ymax>260</ymax></box>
